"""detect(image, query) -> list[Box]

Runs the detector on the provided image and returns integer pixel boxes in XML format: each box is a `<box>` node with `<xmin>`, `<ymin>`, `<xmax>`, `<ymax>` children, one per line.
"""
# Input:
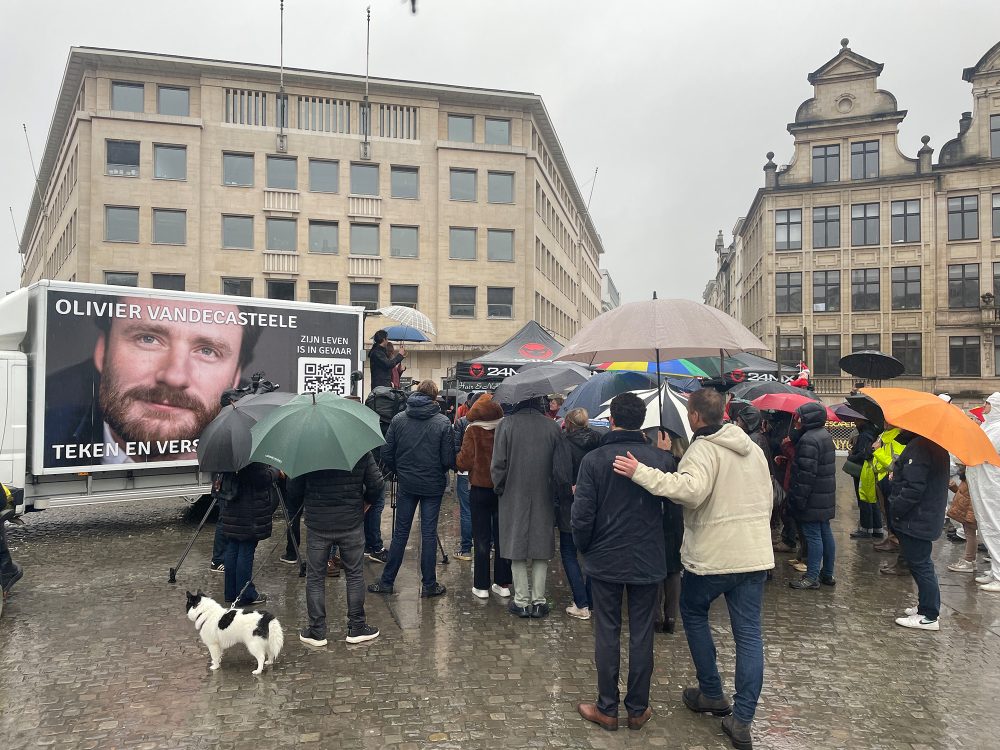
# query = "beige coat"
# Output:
<box><xmin>631</xmin><ymin>423</ymin><xmax>775</xmax><ymax>575</ymax></box>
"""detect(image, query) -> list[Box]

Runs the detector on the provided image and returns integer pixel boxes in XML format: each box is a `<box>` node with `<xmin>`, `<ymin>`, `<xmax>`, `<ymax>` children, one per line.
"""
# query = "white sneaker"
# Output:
<box><xmin>895</xmin><ymin>614</ymin><xmax>940</xmax><ymax>631</ymax></box>
<box><xmin>979</xmin><ymin>580</ymin><xmax>1000</xmax><ymax>592</ymax></box>
<box><xmin>471</xmin><ymin>587</ymin><xmax>490</xmax><ymax>599</ymax></box>
<box><xmin>491</xmin><ymin>583</ymin><xmax>511</xmax><ymax>597</ymax></box>
<box><xmin>566</xmin><ymin>604</ymin><xmax>591</xmax><ymax>620</ymax></box>
<box><xmin>975</xmin><ymin>573</ymin><xmax>994</xmax><ymax>585</ymax></box>
<box><xmin>903</xmin><ymin>606</ymin><xmax>918</xmax><ymax>616</ymax></box>
<box><xmin>948</xmin><ymin>559</ymin><xmax>976</xmax><ymax>573</ymax></box>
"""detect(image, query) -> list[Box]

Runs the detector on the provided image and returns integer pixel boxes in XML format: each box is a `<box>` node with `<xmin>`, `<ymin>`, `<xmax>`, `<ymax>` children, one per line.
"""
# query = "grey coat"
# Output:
<box><xmin>490</xmin><ymin>408</ymin><xmax>562</xmax><ymax>560</ymax></box>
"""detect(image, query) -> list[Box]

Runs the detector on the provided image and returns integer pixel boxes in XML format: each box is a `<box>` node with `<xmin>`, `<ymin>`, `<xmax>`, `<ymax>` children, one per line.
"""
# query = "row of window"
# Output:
<box><xmin>775</xmin><ymin>194</ymin><xmax>1000</xmax><ymax>250</ymax></box>
<box><xmin>111</xmin><ymin>81</ymin><xmax>190</xmax><ymax>116</ymax></box>
<box><xmin>811</xmin><ymin>141</ymin><xmax>881</xmax><ymax>184</ymax></box>
<box><xmin>446</xmin><ymin>114</ymin><xmax>512</xmax><ymax>146</ymax></box>
<box><xmin>775</xmin><ymin>262</ymin><xmax>1000</xmax><ymax>314</ymax></box>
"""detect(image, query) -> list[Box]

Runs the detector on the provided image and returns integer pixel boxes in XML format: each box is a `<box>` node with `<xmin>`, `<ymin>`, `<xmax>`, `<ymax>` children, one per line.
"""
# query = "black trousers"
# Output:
<box><xmin>470</xmin><ymin>486</ymin><xmax>512</xmax><ymax>590</ymax></box>
<box><xmin>591</xmin><ymin>577</ymin><xmax>659</xmax><ymax>717</ymax></box>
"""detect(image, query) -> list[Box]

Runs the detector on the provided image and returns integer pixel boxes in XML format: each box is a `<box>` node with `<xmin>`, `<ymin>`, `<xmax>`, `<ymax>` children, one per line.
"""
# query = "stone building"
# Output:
<box><xmin>20</xmin><ymin>47</ymin><xmax>604</xmax><ymax>382</ymax></box>
<box><xmin>706</xmin><ymin>39</ymin><xmax>1000</xmax><ymax>398</ymax></box>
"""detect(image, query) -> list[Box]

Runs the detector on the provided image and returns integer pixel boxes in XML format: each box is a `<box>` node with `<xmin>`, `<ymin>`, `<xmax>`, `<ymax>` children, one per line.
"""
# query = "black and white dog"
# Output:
<box><xmin>185</xmin><ymin>590</ymin><xmax>284</xmax><ymax>675</ymax></box>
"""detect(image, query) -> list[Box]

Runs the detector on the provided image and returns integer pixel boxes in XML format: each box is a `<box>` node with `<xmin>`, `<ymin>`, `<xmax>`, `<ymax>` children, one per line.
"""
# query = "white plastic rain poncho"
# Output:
<box><xmin>965</xmin><ymin>392</ymin><xmax>1000</xmax><ymax>582</ymax></box>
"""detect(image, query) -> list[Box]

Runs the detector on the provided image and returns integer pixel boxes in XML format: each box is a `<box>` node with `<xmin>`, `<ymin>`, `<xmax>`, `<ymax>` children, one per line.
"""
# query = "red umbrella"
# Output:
<box><xmin>752</xmin><ymin>393</ymin><xmax>838</xmax><ymax>422</ymax></box>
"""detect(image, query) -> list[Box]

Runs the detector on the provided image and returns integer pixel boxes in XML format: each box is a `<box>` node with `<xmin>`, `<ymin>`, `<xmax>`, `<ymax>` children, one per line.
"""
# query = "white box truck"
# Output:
<box><xmin>0</xmin><ymin>281</ymin><xmax>365</xmax><ymax>511</ymax></box>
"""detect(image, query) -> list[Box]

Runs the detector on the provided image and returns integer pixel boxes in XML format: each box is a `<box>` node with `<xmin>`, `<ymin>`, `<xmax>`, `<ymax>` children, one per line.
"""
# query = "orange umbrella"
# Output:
<box><xmin>860</xmin><ymin>388</ymin><xmax>1000</xmax><ymax>467</ymax></box>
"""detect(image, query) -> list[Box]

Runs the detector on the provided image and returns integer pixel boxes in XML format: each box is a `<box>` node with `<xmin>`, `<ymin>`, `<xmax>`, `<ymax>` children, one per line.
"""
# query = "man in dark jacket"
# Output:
<box><xmin>787</xmin><ymin>402</ymin><xmax>837</xmax><ymax>590</ymax></box>
<box><xmin>369</xmin><ymin>380</ymin><xmax>455</xmax><ymax>598</ymax></box>
<box><xmin>847</xmin><ymin>419</ymin><xmax>883</xmax><ymax>539</ymax></box>
<box><xmin>572</xmin><ymin>393</ymin><xmax>676</xmax><ymax>731</ymax></box>
<box><xmin>890</xmin><ymin>433</ymin><xmax>949</xmax><ymax>631</ymax></box>
<box><xmin>219</xmin><ymin>462</ymin><xmax>280</xmax><ymax>606</ymax></box>
<box><xmin>368</xmin><ymin>330</ymin><xmax>405</xmax><ymax>390</ymax></box>
<box><xmin>736</xmin><ymin>405</ymin><xmax>771</xmax><ymax>465</ymax></box>
<box><xmin>298</xmin><ymin>452</ymin><xmax>384</xmax><ymax>647</ymax></box>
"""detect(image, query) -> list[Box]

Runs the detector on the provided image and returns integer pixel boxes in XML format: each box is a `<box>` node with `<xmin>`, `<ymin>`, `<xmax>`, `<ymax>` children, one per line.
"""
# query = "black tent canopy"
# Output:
<box><xmin>455</xmin><ymin>321</ymin><xmax>563</xmax><ymax>391</ymax></box>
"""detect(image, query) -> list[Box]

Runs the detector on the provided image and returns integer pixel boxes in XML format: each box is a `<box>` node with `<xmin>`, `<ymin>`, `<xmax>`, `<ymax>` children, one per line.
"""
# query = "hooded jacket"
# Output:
<box><xmin>738</xmin><ymin>405</ymin><xmax>772</xmax><ymax>466</ymax></box>
<box><xmin>219</xmin><ymin>462</ymin><xmax>280</xmax><ymax>541</ymax></box>
<box><xmin>888</xmin><ymin>433</ymin><xmax>949</xmax><ymax>541</ymax></box>
<box><xmin>630</xmin><ymin>422</ymin><xmax>775</xmax><ymax>575</ymax></box>
<box><xmin>787</xmin><ymin>401</ymin><xmax>837</xmax><ymax>523</ymax></box>
<box><xmin>382</xmin><ymin>393</ymin><xmax>456</xmax><ymax>495</ymax></box>
<box><xmin>552</xmin><ymin>426</ymin><xmax>602</xmax><ymax>532</ymax></box>
<box><xmin>965</xmin><ymin>393</ymin><xmax>1000</xmax><ymax>554</ymax></box>
<box><xmin>455</xmin><ymin>395</ymin><xmax>504</xmax><ymax>488</ymax></box>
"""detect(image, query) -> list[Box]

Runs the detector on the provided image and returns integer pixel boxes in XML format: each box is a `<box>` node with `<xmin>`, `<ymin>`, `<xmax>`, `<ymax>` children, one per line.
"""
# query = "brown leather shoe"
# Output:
<box><xmin>627</xmin><ymin>707</ymin><xmax>652</xmax><ymax>730</ymax></box>
<box><xmin>577</xmin><ymin>702</ymin><xmax>618</xmax><ymax>731</ymax></box>
<box><xmin>873</xmin><ymin>540</ymin><xmax>899</xmax><ymax>553</ymax></box>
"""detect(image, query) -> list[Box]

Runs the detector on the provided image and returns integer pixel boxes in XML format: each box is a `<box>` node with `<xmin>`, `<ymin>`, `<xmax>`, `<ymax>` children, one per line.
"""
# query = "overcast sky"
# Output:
<box><xmin>2</xmin><ymin>0</ymin><xmax>1000</xmax><ymax>303</ymax></box>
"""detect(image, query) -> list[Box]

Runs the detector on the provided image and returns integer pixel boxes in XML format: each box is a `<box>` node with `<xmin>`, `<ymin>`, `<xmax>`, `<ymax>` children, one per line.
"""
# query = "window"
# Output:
<box><xmin>850</xmin><ymin>140</ymin><xmax>879</xmax><ymax>179</ymax></box>
<box><xmin>266</xmin><ymin>156</ymin><xmax>297</xmax><ymax>190</ymax></box>
<box><xmin>390</xmin><ymin>166</ymin><xmax>418</xmax><ymax>198</ymax></box>
<box><xmin>852</xmin><ymin>334</ymin><xmax>880</xmax><ymax>352</ymax></box>
<box><xmin>277</xmin><ymin>94</ymin><xmax>289</xmax><ymax>129</ymax></box>
<box><xmin>111</xmin><ymin>81</ymin><xmax>144</xmax><ymax>112</ymax></box>
<box><xmin>812</xmin><ymin>144</ymin><xmax>839</xmax><ymax>183</ymax></box>
<box><xmin>267</xmin><ymin>280</ymin><xmax>295</xmax><ymax>301</ymax></box>
<box><xmin>992</xmin><ymin>115</ymin><xmax>1000</xmax><ymax>158</ymax></box>
<box><xmin>350</xmin><ymin>282</ymin><xmax>379</xmax><ymax>311</ymax></box>
<box><xmin>851</xmin><ymin>269</ymin><xmax>880</xmax><ymax>311</ymax></box>
<box><xmin>994</xmin><ymin>194</ymin><xmax>1000</xmax><ymax>238</ymax></box>
<box><xmin>488</xmin><ymin>172</ymin><xmax>514</xmax><ymax>204</ymax></box>
<box><xmin>308</xmin><ymin>221</ymin><xmax>338</xmax><ymax>254</ymax></box>
<box><xmin>390</xmin><ymin>284</ymin><xmax>418</xmax><ymax>309</ymax></box>
<box><xmin>309</xmin><ymin>281</ymin><xmax>338</xmax><ymax>305</ymax></box>
<box><xmin>775</xmin><ymin>272</ymin><xmax>802</xmax><ymax>314</ymax></box>
<box><xmin>104</xmin><ymin>272</ymin><xmax>138</xmax><ymax>287</ymax></box>
<box><xmin>777</xmin><ymin>335</ymin><xmax>803</xmax><ymax>368</ymax></box>
<box><xmin>487</xmin><ymin>229</ymin><xmax>514</xmax><ymax>262</ymax></box>
<box><xmin>485</xmin><ymin>118</ymin><xmax>511</xmax><ymax>146</ymax></box>
<box><xmin>222</xmin><ymin>215</ymin><xmax>253</xmax><ymax>249</ymax></box>
<box><xmin>105</xmin><ymin>206</ymin><xmax>139</xmax><ymax>242</ymax></box>
<box><xmin>775</xmin><ymin>209</ymin><xmax>802</xmax><ymax>250</ymax></box>
<box><xmin>891</xmin><ymin>266</ymin><xmax>921</xmax><ymax>310</ymax></box>
<box><xmin>350</xmin><ymin>163</ymin><xmax>379</xmax><ymax>195</ymax></box>
<box><xmin>106</xmin><ymin>140</ymin><xmax>139</xmax><ymax>177</ymax></box>
<box><xmin>223</xmin><ymin>153</ymin><xmax>254</xmax><ymax>186</ymax></box>
<box><xmin>266</xmin><ymin>217</ymin><xmax>297</xmax><ymax>252</ymax></box>
<box><xmin>851</xmin><ymin>203</ymin><xmax>880</xmax><ymax>246</ymax></box>
<box><xmin>450</xmin><ymin>169</ymin><xmax>477</xmax><ymax>201</ymax></box>
<box><xmin>390</xmin><ymin>226</ymin><xmax>418</xmax><ymax>258</ymax></box>
<box><xmin>892</xmin><ymin>333</ymin><xmax>922</xmax><ymax>376</ymax></box>
<box><xmin>308</xmin><ymin>159</ymin><xmax>339</xmax><ymax>193</ymax></box>
<box><xmin>812</xmin><ymin>206</ymin><xmax>839</xmax><ymax>249</ymax></box>
<box><xmin>222</xmin><ymin>278</ymin><xmax>253</xmax><ymax>297</ymax></box>
<box><xmin>487</xmin><ymin>287</ymin><xmax>513</xmax><ymax>318</ymax></box>
<box><xmin>152</xmin><ymin>273</ymin><xmax>185</xmax><ymax>291</ymax></box>
<box><xmin>449</xmin><ymin>227</ymin><xmax>477</xmax><ymax>260</ymax></box>
<box><xmin>948</xmin><ymin>263</ymin><xmax>980</xmax><ymax>309</ymax></box>
<box><xmin>447</xmin><ymin>114</ymin><xmax>474</xmax><ymax>142</ymax></box>
<box><xmin>950</xmin><ymin>336</ymin><xmax>981</xmax><ymax>377</ymax></box>
<box><xmin>350</xmin><ymin>224</ymin><xmax>379</xmax><ymax>256</ymax></box>
<box><xmin>154</xmin><ymin>145</ymin><xmax>186</xmax><ymax>180</ymax></box>
<box><xmin>449</xmin><ymin>286</ymin><xmax>476</xmax><ymax>317</ymax></box>
<box><xmin>812</xmin><ymin>270</ymin><xmax>840</xmax><ymax>312</ymax></box>
<box><xmin>891</xmin><ymin>200</ymin><xmax>920</xmax><ymax>243</ymax></box>
<box><xmin>157</xmin><ymin>86</ymin><xmax>189</xmax><ymax>116</ymax></box>
<box><xmin>948</xmin><ymin>196</ymin><xmax>979</xmax><ymax>241</ymax></box>
<box><xmin>813</xmin><ymin>335</ymin><xmax>842</xmax><ymax>375</ymax></box>
<box><xmin>152</xmin><ymin>209</ymin><xmax>186</xmax><ymax>245</ymax></box>
<box><xmin>994</xmin><ymin>262</ymin><xmax>1000</xmax><ymax>301</ymax></box>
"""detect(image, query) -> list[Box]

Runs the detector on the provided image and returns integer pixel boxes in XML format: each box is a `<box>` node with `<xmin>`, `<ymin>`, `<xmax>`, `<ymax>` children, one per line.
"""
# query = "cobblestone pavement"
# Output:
<box><xmin>3</xmin><ymin>472</ymin><xmax>1000</xmax><ymax>750</ymax></box>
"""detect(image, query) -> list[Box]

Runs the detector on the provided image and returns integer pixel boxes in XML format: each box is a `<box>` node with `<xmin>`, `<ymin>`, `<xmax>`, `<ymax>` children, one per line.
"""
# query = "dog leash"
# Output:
<box><xmin>228</xmin><ymin>497</ymin><xmax>305</xmax><ymax>611</ymax></box>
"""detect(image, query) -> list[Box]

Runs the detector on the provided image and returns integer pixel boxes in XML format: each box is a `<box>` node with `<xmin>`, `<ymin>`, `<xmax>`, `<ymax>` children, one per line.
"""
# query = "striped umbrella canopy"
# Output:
<box><xmin>596</xmin><ymin>359</ymin><xmax>714</xmax><ymax>377</ymax></box>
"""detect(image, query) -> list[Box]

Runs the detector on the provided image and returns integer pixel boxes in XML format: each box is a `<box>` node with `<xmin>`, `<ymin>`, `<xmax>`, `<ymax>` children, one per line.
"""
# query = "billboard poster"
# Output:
<box><xmin>41</xmin><ymin>288</ymin><xmax>361</xmax><ymax>473</ymax></box>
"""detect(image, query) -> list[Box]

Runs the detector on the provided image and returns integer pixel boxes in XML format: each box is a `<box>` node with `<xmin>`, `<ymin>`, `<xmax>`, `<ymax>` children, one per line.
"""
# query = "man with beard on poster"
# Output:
<box><xmin>44</xmin><ymin>297</ymin><xmax>260</xmax><ymax>467</ymax></box>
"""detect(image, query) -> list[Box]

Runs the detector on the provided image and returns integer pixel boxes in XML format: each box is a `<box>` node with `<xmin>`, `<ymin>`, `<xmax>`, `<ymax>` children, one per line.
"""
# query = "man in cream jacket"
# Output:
<box><xmin>613</xmin><ymin>388</ymin><xmax>773</xmax><ymax>750</ymax></box>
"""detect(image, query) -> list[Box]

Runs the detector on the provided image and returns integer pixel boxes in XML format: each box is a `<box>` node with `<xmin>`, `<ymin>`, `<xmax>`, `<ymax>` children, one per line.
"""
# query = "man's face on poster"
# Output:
<box><xmin>94</xmin><ymin>299</ymin><xmax>244</xmax><ymax>454</ymax></box>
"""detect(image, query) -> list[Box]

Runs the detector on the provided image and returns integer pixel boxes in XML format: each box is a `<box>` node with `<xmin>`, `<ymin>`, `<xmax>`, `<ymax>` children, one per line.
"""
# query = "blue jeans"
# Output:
<box><xmin>456</xmin><ymin>475</ymin><xmax>472</xmax><ymax>553</ymax></box>
<box><xmin>897</xmin><ymin>531</ymin><xmax>940</xmax><ymax>620</ymax></box>
<box><xmin>559</xmin><ymin>531</ymin><xmax>591</xmax><ymax>609</ymax></box>
<box><xmin>380</xmin><ymin>489</ymin><xmax>443</xmax><ymax>590</ymax></box>
<box><xmin>223</xmin><ymin>537</ymin><xmax>259</xmax><ymax>604</ymax></box>
<box><xmin>680</xmin><ymin>570</ymin><xmax>766</xmax><ymax>724</ymax></box>
<box><xmin>364</xmin><ymin>485</ymin><xmax>386</xmax><ymax>552</ymax></box>
<box><xmin>800</xmin><ymin>520</ymin><xmax>835</xmax><ymax>581</ymax></box>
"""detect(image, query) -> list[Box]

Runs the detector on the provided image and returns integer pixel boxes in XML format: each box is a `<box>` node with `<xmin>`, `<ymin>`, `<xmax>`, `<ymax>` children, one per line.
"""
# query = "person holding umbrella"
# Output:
<box><xmin>368</xmin><ymin>330</ymin><xmax>405</xmax><ymax>390</ymax></box>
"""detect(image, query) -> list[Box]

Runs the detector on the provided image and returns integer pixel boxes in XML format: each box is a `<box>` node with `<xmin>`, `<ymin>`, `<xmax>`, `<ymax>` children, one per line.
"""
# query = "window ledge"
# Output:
<box><xmin>946</xmin><ymin>239</ymin><xmax>982</xmax><ymax>245</ymax></box>
<box><xmin>222</xmin><ymin>183</ymin><xmax>254</xmax><ymax>188</ymax></box>
<box><xmin>105</xmin><ymin>239</ymin><xmax>140</xmax><ymax>244</ymax></box>
<box><xmin>154</xmin><ymin>177</ymin><xmax>187</xmax><ymax>182</ymax></box>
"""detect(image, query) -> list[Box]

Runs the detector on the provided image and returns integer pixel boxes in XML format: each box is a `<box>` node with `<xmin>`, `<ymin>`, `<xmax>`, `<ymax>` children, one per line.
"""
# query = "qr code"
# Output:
<box><xmin>298</xmin><ymin>358</ymin><xmax>351</xmax><ymax>395</ymax></box>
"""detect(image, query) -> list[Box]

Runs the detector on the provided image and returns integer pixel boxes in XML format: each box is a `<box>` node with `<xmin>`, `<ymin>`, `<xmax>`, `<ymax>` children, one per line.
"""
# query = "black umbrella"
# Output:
<box><xmin>196</xmin><ymin>391</ymin><xmax>296</xmax><ymax>472</ymax></box>
<box><xmin>845</xmin><ymin>393</ymin><xmax>885</xmax><ymax>427</ymax></box>
<box><xmin>493</xmin><ymin>363</ymin><xmax>589</xmax><ymax>405</ymax></box>
<box><xmin>839</xmin><ymin>350</ymin><xmax>904</xmax><ymax>381</ymax></box>
<box><xmin>727</xmin><ymin>381</ymin><xmax>822</xmax><ymax>403</ymax></box>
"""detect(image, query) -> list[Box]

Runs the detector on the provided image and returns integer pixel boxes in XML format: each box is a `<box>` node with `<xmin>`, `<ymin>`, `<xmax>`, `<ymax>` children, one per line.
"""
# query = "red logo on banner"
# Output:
<box><xmin>519</xmin><ymin>342</ymin><xmax>553</xmax><ymax>360</ymax></box>
<box><xmin>730</xmin><ymin>368</ymin><xmax>746</xmax><ymax>383</ymax></box>
<box><xmin>469</xmin><ymin>363</ymin><xmax>486</xmax><ymax>378</ymax></box>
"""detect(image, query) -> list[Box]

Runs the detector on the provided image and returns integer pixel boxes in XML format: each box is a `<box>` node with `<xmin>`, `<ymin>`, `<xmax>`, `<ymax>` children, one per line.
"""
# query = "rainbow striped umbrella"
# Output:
<box><xmin>596</xmin><ymin>359</ymin><xmax>713</xmax><ymax>377</ymax></box>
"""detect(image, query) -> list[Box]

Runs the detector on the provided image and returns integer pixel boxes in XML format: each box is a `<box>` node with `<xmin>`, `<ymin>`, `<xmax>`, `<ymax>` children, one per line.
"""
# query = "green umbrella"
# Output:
<box><xmin>249</xmin><ymin>392</ymin><xmax>385</xmax><ymax>478</ymax></box>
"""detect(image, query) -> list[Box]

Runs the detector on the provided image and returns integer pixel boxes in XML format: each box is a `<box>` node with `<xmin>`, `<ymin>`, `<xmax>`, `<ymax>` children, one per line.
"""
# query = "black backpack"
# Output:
<box><xmin>365</xmin><ymin>387</ymin><xmax>407</xmax><ymax>429</ymax></box>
